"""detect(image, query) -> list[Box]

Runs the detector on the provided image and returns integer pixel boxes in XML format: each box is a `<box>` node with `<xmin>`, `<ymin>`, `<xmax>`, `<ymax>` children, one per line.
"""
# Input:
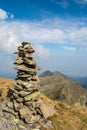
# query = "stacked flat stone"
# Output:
<box><xmin>4</xmin><ymin>42</ymin><xmax>55</xmax><ymax>129</ymax></box>
<box><xmin>13</xmin><ymin>42</ymin><xmax>41</xmax><ymax>103</ymax></box>
<box><xmin>9</xmin><ymin>42</ymin><xmax>42</xmax><ymax>123</ymax></box>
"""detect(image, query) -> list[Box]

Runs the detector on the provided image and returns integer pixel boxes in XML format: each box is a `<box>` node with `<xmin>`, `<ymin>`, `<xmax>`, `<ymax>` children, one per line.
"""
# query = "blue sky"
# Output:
<box><xmin>0</xmin><ymin>0</ymin><xmax>87</xmax><ymax>78</ymax></box>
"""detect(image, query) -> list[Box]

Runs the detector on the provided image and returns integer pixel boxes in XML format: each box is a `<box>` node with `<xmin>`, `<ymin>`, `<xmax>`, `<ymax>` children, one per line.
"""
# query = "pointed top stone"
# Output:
<box><xmin>22</xmin><ymin>42</ymin><xmax>31</xmax><ymax>46</ymax></box>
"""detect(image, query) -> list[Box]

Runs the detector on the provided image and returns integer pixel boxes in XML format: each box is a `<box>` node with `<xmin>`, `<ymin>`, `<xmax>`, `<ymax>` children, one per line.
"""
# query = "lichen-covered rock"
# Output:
<box><xmin>24</xmin><ymin>92</ymin><xmax>40</xmax><ymax>101</ymax></box>
<box><xmin>19</xmin><ymin>106</ymin><xmax>32</xmax><ymax>119</ymax></box>
<box><xmin>18</xmin><ymin>90</ymin><xmax>32</xmax><ymax>97</ymax></box>
<box><xmin>13</xmin><ymin>100</ymin><xmax>23</xmax><ymax>112</ymax></box>
<box><xmin>16</xmin><ymin>97</ymin><xmax>24</xmax><ymax>103</ymax></box>
<box><xmin>6</xmin><ymin>101</ymin><xmax>14</xmax><ymax>109</ymax></box>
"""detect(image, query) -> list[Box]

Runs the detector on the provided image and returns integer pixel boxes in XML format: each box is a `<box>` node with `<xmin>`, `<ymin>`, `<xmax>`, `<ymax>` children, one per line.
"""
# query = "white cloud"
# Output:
<box><xmin>75</xmin><ymin>0</ymin><xmax>87</xmax><ymax>5</ymax></box>
<box><xmin>0</xmin><ymin>8</ymin><xmax>8</xmax><ymax>20</ymax></box>
<box><xmin>55</xmin><ymin>0</ymin><xmax>69</xmax><ymax>8</ymax></box>
<box><xmin>0</xmin><ymin>17</ymin><xmax>87</xmax><ymax>58</ymax></box>
<box><xmin>49</xmin><ymin>0</ymin><xmax>69</xmax><ymax>8</ymax></box>
<box><xmin>83</xmin><ymin>47</ymin><xmax>87</xmax><ymax>51</ymax></box>
<box><xmin>1</xmin><ymin>17</ymin><xmax>87</xmax><ymax>76</ymax></box>
<box><xmin>10</xmin><ymin>14</ymin><xmax>14</xmax><ymax>19</ymax></box>
<box><xmin>69</xmin><ymin>27</ymin><xmax>87</xmax><ymax>45</ymax></box>
<box><xmin>0</xmin><ymin>8</ymin><xmax>14</xmax><ymax>20</ymax></box>
<box><xmin>62</xmin><ymin>46</ymin><xmax>76</xmax><ymax>51</ymax></box>
<box><xmin>0</xmin><ymin>21</ymin><xmax>51</xmax><ymax>59</ymax></box>
<box><xmin>34</xmin><ymin>44</ymin><xmax>50</xmax><ymax>59</ymax></box>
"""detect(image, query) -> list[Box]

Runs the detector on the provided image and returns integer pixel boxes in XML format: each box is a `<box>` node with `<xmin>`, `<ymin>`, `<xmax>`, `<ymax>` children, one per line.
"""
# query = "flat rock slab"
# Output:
<box><xmin>24</xmin><ymin>92</ymin><xmax>40</xmax><ymax>101</ymax></box>
<box><xmin>6</xmin><ymin>101</ymin><xmax>14</xmax><ymax>109</ymax></box>
<box><xmin>18</xmin><ymin>90</ymin><xmax>31</xmax><ymax>97</ymax></box>
<box><xmin>39</xmin><ymin>102</ymin><xmax>56</xmax><ymax>119</ymax></box>
<box><xmin>24</xmin><ymin>115</ymin><xmax>40</xmax><ymax>124</ymax></box>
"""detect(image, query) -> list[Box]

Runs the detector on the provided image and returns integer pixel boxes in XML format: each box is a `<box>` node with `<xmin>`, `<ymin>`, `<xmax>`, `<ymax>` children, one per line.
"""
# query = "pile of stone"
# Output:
<box><xmin>4</xmin><ymin>42</ymin><xmax>55</xmax><ymax>129</ymax></box>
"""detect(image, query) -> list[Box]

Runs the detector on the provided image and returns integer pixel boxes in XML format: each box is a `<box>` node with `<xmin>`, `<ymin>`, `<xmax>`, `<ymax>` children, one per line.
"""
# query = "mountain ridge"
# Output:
<box><xmin>40</xmin><ymin>70</ymin><xmax>87</xmax><ymax>106</ymax></box>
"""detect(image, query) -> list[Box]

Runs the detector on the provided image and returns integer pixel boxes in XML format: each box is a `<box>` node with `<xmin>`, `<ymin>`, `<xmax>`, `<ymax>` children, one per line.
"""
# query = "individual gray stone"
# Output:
<box><xmin>14</xmin><ymin>57</ymin><xmax>23</xmax><ymax>64</ymax></box>
<box><xmin>24</xmin><ymin>115</ymin><xmax>40</xmax><ymax>124</ymax></box>
<box><xmin>30</xmin><ymin>115</ymin><xmax>41</xmax><ymax>123</ymax></box>
<box><xmin>40</xmin><ymin>120</ymin><xmax>54</xmax><ymax>129</ymax></box>
<box><xmin>13</xmin><ymin>100</ymin><xmax>23</xmax><ymax>112</ymax></box>
<box><xmin>14</xmin><ymin>84</ymin><xmax>23</xmax><ymax>91</ymax></box>
<box><xmin>23</xmin><ymin>59</ymin><xmax>36</xmax><ymax>66</ymax></box>
<box><xmin>24</xmin><ymin>53</ymin><xmax>33</xmax><ymax>58</ymax></box>
<box><xmin>18</xmin><ymin>91</ymin><xmax>32</xmax><ymax>97</ymax></box>
<box><xmin>6</xmin><ymin>102</ymin><xmax>13</xmax><ymax>109</ymax></box>
<box><xmin>9</xmin><ymin>87</ymin><xmax>18</xmax><ymax>94</ymax></box>
<box><xmin>17</xmin><ymin>74</ymin><xmax>32</xmax><ymax>78</ymax></box>
<box><xmin>19</xmin><ymin>106</ymin><xmax>32</xmax><ymax>119</ymax></box>
<box><xmin>16</xmin><ymin>97</ymin><xmax>24</xmax><ymax>103</ymax></box>
<box><xmin>14</xmin><ymin>65</ymin><xmax>35</xmax><ymax>73</ymax></box>
<box><xmin>3</xmin><ymin>107</ymin><xmax>18</xmax><ymax>116</ymax></box>
<box><xmin>31</xmin><ymin>75</ymin><xmax>39</xmax><ymax>81</ymax></box>
<box><xmin>24</xmin><ymin>101</ymin><xmax>36</xmax><ymax>112</ymax></box>
<box><xmin>39</xmin><ymin>102</ymin><xmax>56</xmax><ymax>119</ymax></box>
<box><xmin>24</xmin><ymin>88</ymin><xmax>38</xmax><ymax>92</ymax></box>
<box><xmin>22</xmin><ymin>42</ymin><xmax>30</xmax><ymax>46</ymax></box>
<box><xmin>24</xmin><ymin>92</ymin><xmax>40</xmax><ymax>102</ymax></box>
<box><xmin>23</xmin><ymin>43</ymin><xmax>31</xmax><ymax>49</ymax></box>
<box><xmin>13</xmin><ymin>92</ymin><xmax>19</xmax><ymax>99</ymax></box>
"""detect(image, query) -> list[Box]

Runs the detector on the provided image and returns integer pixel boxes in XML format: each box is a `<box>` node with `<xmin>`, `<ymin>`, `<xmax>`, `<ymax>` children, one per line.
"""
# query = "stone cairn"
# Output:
<box><xmin>4</xmin><ymin>42</ymin><xmax>55</xmax><ymax>129</ymax></box>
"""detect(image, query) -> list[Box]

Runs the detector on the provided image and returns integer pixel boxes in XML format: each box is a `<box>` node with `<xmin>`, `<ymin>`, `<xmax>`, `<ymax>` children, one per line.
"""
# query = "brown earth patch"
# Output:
<box><xmin>0</xmin><ymin>78</ymin><xmax>15</xmax><ymax>100</ymax></box>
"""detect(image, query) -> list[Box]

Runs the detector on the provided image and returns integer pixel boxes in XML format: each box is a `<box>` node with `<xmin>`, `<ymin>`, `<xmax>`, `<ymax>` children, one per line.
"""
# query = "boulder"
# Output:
<box><xmin>39</xmin><ymin>102</ymin><xmax>56</xmax><ymax>119</ymax></box>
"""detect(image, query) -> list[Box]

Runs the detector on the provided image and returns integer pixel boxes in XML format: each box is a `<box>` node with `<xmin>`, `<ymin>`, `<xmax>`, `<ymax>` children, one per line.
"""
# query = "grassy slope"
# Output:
<box><xmin>39</xmin><ymin>94</ymin><xmax>87</xmax><ymax>130</ymax></box>
<box><xmin>40</xmin><ymin>73</ymin><xmax>87</xmax><ymax>105</ymax></box>
<box><xmin>0</xmin><ymin>78</ymin><xmax>15</xmax><ymax>100</ymax></box>
<box><xmin>49</xmin><ymin>102</ymin><xmax>87</xmax><ymax>130</ymax></box>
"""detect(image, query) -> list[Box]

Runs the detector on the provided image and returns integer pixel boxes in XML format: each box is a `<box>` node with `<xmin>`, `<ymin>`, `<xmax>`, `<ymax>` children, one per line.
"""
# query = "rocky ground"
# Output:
<box><xmin>1</xmin><ymin>98</ymin><xmax>87</xmax><ymax>130</ymax></box>
<box><xmin>0</xmin><ymin>77</ymin><xmax>54</xmax><ymax>130</ymax></box>
<box><xmin>0</xmin><ymin>98</ymin><xmax>54</xmax><ymax>130</ymax></box>
<box><xmin>1</xmin><ymin>78</ymin><xmax>87</xmax><ymax>130</ymax></box>
<box><xmin>0</xmin><ymin>100</ymin><xmax>39</xmax><ymax>130</ymax></box>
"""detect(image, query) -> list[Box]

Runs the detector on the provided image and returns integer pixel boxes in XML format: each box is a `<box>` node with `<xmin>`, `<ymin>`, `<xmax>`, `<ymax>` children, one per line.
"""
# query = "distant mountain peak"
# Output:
<box><xmin>40</xmin><ymin>70</ymin><xmax>53</xmax><ymax>77</ymax></box>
